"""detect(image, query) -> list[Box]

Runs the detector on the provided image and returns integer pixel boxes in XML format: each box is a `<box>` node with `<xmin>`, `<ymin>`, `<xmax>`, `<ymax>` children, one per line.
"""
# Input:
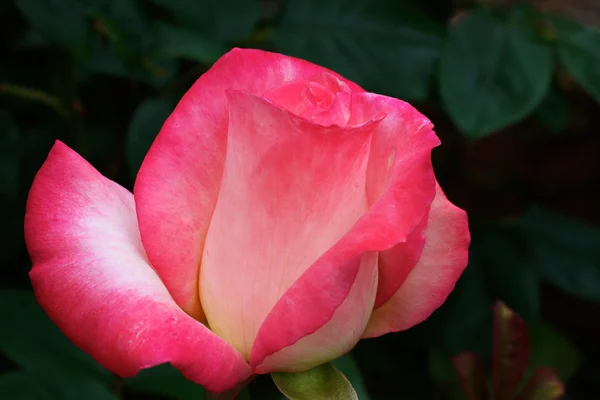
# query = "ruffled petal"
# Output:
<box><xmin>363</xmin><ymin>183</ymin><xmax>470</xmax><ymax>338</ymax></box>
<box><xmin>25</xmin><ymin>142</ymin><xmax>251</xmax><ymax>393</ymax></box>
<box><xmin>134</xmin><ymin>48</ymin><xmax>363</xmax><ymax>318</ymax></box>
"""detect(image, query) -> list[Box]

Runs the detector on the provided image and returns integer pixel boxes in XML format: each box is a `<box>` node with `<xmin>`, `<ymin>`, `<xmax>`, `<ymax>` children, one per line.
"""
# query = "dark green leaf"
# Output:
<box><xmin>533</xmin><ymin>83</ymin><xmax>570</xmax><ymax>134</ymax></box>
<box><xmin>473</xmin><ymin>225</ymin><xmax>540</xmax><ymax>320</ymax></box>
<box><xmin>154</xmin><ymin>23</ymin><xmax>227</xmax><ymax>64</ymax></box>
<box><xmin>86</xmin><ymin>37</ymin><xmax>179</xmax><ymax>88</ymax></box>
<box><xmin>0</xmin><ymin>370</ymin><xmax>118</xmax><ymax>400</ymax></box>
<box><xmin>528</xmin><ymin>323</ymin><xmax>582</xmax><ymax>383</ymax></box>
<box><xmin>151</xmin><ymin>0</ymin><xmax>260</xmax><ymax>42</ymax></box>
<box><xmin>124</xmin><ymin>363</ymin><xmax>205</xmax><ymax>399</ymax></box>
<box><xmin>86</xmin><ymin>0</ymin><xmax>148</xmax><ymax>70</ymax></box>
<box><xmin>126</xmin><ymin>98</ymin><xmax>173</xmax><ymax>177</ymax></box>
<box><xmin>439</xmin><ymin>9</ymin><xmax>552</xmax><ymax>138</ymax></box>
<box><xmin>273</xmin><ymin>0</ymin><xmax>443</xmax><ymax>100</ymax></box>
<box><xmin>0</xmin><ymin>290</ymin><xmax>110</xmax><ymax>382</ymax></box>
<box><xmin>15</xmin><ymin>0</ymin><xmax>89</xmax><ymax>58</ymax></box>
<box><xmin>0</xmin><ymin>110</ymin><xmax>20</xmax><ymax>199</ymax></box>
<box><xmin>0</xmin><ymin>372</ymin><xmax>53</xmax><ymax>399</ymax></box>
<box><xmin>429</xmin><ymin>346</ymin><xmax>458</xmax><ymax>383</ymax></box>
<box><xmin>519</xmin><ymin>207</ymin><xmax>600</xmax><ymax>302</ymax></box>
<box><xmin>272</xmin><ymin>362</ymin><xmax>357</xmax><ymax>400</ymax></box>
<box><xmin>37</xmin><ymin>374</ymin><xmax>118</xmax><ymax>400</ymax></box>
<box><xmin>553</xmin><ymin>15</ymin><xmax>600</xmax><ymax>104</ymax></box>
<box><xmin>332</xmin><ymin>354</ymin><xmax>370</xmax><ymax>400</ymax></box>
<box><xmin>236</xmin><ymin>388</ymin><xmax>252</xmax><ymax>400</ymax></box>
<box><xmin>434</xmin><ymin>261</ymin><xmax>493</xmax><ymax>355</ymax></box>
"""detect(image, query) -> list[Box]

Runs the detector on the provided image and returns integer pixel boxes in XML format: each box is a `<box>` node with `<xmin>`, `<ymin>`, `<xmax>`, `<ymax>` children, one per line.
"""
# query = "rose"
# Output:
<box><xmin>25</xmin><ymin>48</ymin><xmax>470</xmax><ymax>394</ymax></box>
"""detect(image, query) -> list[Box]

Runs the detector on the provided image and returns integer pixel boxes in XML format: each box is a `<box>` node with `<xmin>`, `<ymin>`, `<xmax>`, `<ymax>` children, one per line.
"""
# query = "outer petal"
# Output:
<box><xmin>351</xmin><ymin>93</ymin><xmax>442</xmax><ymax>310</ymax></box>
<box><xmin>363</xmin><ymin>183</ymin><xmax>470</xmax><ymax>338</ymax></box>
<box><xmin>134</xmin><ymin>48</ymin><xmax>363</xmax><ymax>318</ymax></box>
<box><xmin>373</xmin><ymin>214</ymin><xmax>428</xmax><ymax>308</ymax></box>
<box><xmin>25</xmin><ymin>142</ymin><xmax>251</xmax><ymax>393</ymax></box>
<box><xmin>253</xmin><ymin>251</ymin><xmax>378</xmax><ymax>374</ymax></box>
<box><xmin>250</xmin><ymin>93</ymin><xmax>440</xmax><ymax>372</ymax></box>
<box><xmin>200</xmin><ymin>90</ymin><xmax>376</xmax><ymax>359</ymax></box>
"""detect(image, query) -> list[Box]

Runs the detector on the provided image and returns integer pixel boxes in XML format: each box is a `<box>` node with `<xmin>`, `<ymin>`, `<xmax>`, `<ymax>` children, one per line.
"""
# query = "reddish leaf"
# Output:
<box><xmin>452</xmin><ymin>352</ymin><xmax>489</xmax><ymax>400</ymax></box>
<box><xmin>492</xmin><ymin>301</ymin><xmax>531</xmax><ymax>400</ymax></box>
<box><xmin>515</xmin><ymin>368</ymin><xmax>565</xmax><ymax>400</ymax></box>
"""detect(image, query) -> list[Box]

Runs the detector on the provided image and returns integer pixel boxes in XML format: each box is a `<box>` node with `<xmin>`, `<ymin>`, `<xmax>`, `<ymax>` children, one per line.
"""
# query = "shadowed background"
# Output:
<box><xmin>1</xmin><ymin>0</ymin><xmax>599</xmax><ymax>399</ymax></box>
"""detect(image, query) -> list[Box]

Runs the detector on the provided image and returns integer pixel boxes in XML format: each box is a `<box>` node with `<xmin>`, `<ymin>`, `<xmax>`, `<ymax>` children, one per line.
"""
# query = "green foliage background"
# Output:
<box><xmin>1</xmin><ymin>0</ymin><xmax>600</xmax><ymax>398</ymax></box>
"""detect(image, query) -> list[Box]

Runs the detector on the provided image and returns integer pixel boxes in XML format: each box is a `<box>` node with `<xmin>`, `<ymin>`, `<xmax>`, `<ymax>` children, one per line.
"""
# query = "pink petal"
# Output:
<box><xmin>353</xmin><ymin>93</ymin><xmax>441</xmax><ymax>308</ymax></box>
<box><xmin>25</xmin><ymin>142</ymin><xmax>251</xmax><ymax>393</ymax></box>
<box><xmin>250</xmin><ymin>94</ymin><xmax>440</xmax><ymax>372</ymax></box>
<box><xmin>363</xmin><ymin>183</ymin><xmax>470</xmax><ymax>338</ymax></box>
<box><xmin>374</xmin><ymin>214</ymin><xmax>428</xmax><ymax>308</ymax></box>
<box><xmin>200</xmin><ymin>89</ymin><xmax>376</xmax><ymax>360</ymax></box>
<box><xmin>262</xmin><ymin>72</ymin><xmax>353</xmax><ymax>126</ymax></box>
<box><xmin>134</xmin><ymin>48</ymin><xmax>363</xmax><ymax>318</ymax></box>
<box><xmin>252</xmin><ymin>251</ymin><xmax>379</xmax><ymax>374</ymax></box>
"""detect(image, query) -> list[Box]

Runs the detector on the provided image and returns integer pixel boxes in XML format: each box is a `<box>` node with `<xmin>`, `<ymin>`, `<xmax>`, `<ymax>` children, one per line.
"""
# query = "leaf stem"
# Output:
<box><xmin>0</xmin><ymin>83</ymin><xmax>68</xmax><ymax>117</ymax></box>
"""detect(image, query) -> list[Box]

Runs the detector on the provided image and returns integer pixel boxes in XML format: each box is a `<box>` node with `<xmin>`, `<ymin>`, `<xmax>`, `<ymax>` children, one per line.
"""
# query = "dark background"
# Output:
<box><xmin>1</xmin><ymin>0</ymin><xmax>600</xmax><ymax>398</ymax></box>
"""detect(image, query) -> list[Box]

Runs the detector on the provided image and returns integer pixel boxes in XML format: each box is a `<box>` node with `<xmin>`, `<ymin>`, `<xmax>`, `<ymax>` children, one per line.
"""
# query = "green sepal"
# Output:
<box><xmin>271</xmin><ymin>362</ymin><xmax>358</xmax><ymax>400</ymax></box>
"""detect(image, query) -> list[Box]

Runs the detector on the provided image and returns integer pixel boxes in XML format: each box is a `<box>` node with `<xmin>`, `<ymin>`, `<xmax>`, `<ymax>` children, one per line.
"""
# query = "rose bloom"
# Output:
<box><xmin>25</xmin><ymin>49</ymin><xmax>469</xmax><ymax>393</ymax></box>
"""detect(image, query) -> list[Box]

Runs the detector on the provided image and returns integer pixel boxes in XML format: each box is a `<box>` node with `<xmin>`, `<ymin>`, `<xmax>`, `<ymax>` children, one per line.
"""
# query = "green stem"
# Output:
<box><xmin>0</xmin><ymin>83</ymin><xmax>68</xmax><ymax>117</ymax></box>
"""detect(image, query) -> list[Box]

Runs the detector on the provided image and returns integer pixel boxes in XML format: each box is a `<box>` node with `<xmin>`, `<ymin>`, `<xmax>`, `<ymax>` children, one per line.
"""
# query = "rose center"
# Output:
<box><xmin>262</xmin><ymin>74</ymin><xmax>352</xmax><ymax>127</ymax></box>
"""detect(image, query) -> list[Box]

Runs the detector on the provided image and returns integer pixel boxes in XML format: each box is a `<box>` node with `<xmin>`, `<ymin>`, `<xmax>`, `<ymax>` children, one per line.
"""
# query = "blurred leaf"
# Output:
<box><xmin>492</xmin><ymin>302</ymin><xmax>530</xmax><ymax>400</ymax></box>
<box><xmin>533</xmin><ymin>83</ymin><xmax>570</xmax><ymax>134</ymax></box>
<box><xmin>85</xmin><ymin>125</ymin><xmax>122</xmax><ymax>172</ymax></box>
<box><xmin>237</xmin><ymin>388</ymin><xmax>252</xmax><ymax>400</ymax></box>
<box><xmin>87</xmin><ymin>37</ymin><xmax>179</xmax><ymax>88</ymax></box>
<box><xmin>15</xmin><ymin>0</ymin><xmax>89</xmax><ymax>58</ymax></box>
<box><xmin>86</xmin><ymin>39</ymin><xmax>130</xmax><ymax>78</ymax></box>
<box><xmin>452</xmin><ymin>352</ymin><xmax>489</xmax><ymax>400</ymax></box>
<box><xmin>0</xmin><ymin>110</ymin><xmax>20</xmax><ymax>199</ymax></box>
<box><xmin>0</xmin><ymin>202</ymin><xmax>23</xmax><ymax>271</ymax></box>
<box><xmin>0</xmin><ymin>293</ymin><xmax>117</xmax><ymax>399</ymax></box>
<box><xmin>124</xmin><ymin>363</ymin><xmax>205</xmax><ymax>399</ymax></box>
<box><xmin>434</xmin><ymin>261</ymin><xmax>493</xmax><ymax>355</ymax></box>
<box><xmin>332</xmin><ymin>354</ymin><xmax>371</xmax><ymax>400</ymax></box>
<box><xmin>439</xmin><ymin>8</ymin><xmax>552</xmax><ymax>138</ymax></box>
<box><xmin>154</xmin><ymin>23</ymin><xmax>227</xmax><ymax>64</ymax></box>
<box><xmin>473</xmin><ymin>225</ymin><xmax>540</xmax><ymax>320</ymax></box>
<box><xmin>515</xmin><ymin>368</ymin><xmax>565</xmax><ymax>400</ymax></box>
<box><xmin>0</xmin><ymin>290</ymin><xmax>110</xmax><ymax>382</ymax></box>
<box><xmin>38</xmin><ymin>374</ymin><xmax>118</xmax><ymax>400</ymax></box>
<box><xmin>126</xmin><ymin>98</ymin><xmax>173</xmax><ymax>177</ymax></box>
<box><xmin>272</xmin><ymin>362</ymin><xmax>357</xmax><ymax>400</ymax></box>
<box><xmin>151</xmin><ymin>0</ymin><xmax>260</xmax><ymax>42</ymax></box>
<box><xmin>519</xmin><ymin>207</ymin><xmax>600</xmax><ymax>302</ymax></box>
<box><xmin>83</xmin><ymin>0</ymin><xmax>179</xmax><ymax>88</ymax></box>
<box><xmin>273</xmin><ymin>0</ymin><xmax>443</xmax><ymax>100</ymax></box>
<box><xmin>553</xmin><ymin>15</ymin><xmax>600</xmax><ymax>104</ymax></box>
<box><xmin>0</xmin><ymin>372</ymin><xmax>51</xmax><ymax>399</ymax></box>
<box><xmin>0</xmin><ymin>370</ymin><xmax>118</xmax><ymax>400</ymax></box>
<box><xmin>528</xmin><ymin>323</ymin><xmax>582</xmax><ymax>382</ymax></box>
<box><xmin>86</xmin><ymin>0</ymin><xmax>148</xmax><ymax>70</ymax></box>
<box><xmin>429</xmin><ymin>346</ymin><xmax>458</xmax><ymax>383</ymax></box>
